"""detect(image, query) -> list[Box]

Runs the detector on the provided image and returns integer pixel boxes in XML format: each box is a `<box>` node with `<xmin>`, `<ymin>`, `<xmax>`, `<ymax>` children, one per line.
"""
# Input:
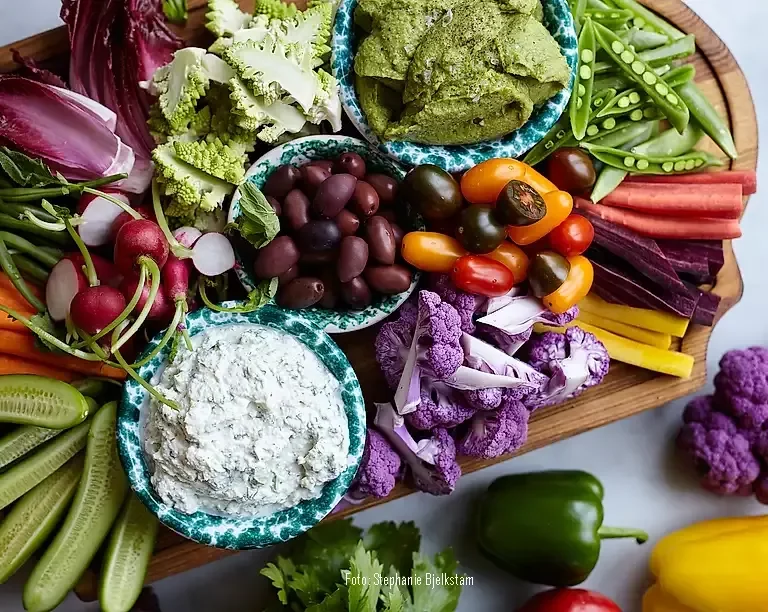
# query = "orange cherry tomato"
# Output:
<box><xmin>543</xmin><ymin>255</ymin><xmax>594</xmax><ymax>314</ymax></box>
<box><xmin>506</xmin><ymin>190</ymin><xmax>574</xmax><ymax>246</ymax></box>
<box><xmin>461</xmin><ymin>158</ymin><xmax>558</xmax><ymax>205</ymax></box>
<box><xmin>486</xmin><ymin>241</ymin><xmax>530</xmax><ymax>283</ymax></box>
<box><xmin>548</xmin><ymin>214</ymin><xmax>595</xmax><ymax>257</ymax></box>
<box><xmin>401</xmin><ymin>231</ymin><xmax>467</xmax><ymax>273</ymax></box>
<box><xmin>451</xmin><ymin>255</ymin><xmax>515</xmax><ymax>297</ymax></box>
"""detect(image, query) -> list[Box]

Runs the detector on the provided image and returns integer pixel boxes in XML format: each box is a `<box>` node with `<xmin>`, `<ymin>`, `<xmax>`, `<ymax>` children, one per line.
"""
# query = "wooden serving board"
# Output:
<box><xmin>0</xmin><ymin>0</ymin><xmax>758</xmax><ymax>595</ymax></box>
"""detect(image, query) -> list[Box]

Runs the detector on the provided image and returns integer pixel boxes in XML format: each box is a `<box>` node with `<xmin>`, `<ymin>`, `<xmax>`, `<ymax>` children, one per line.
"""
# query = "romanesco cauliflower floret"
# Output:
<box><xmin>228</xmin><ymin>77</ymin><xmax>307</xmax><ymax>143</ymax></box>
<box><xmin>206</xmin><ymin>0</ymin><xmax>251</xmax><ymax>37</ymax></box>
<box><xmin>209</xmin><ymin>36</ymin><xmax>233</xmax><ymax>55</ymax></box>
<box><xmin>252</xmin><ymin>0</ymin><xmax>299</xmax><ymax>20</ymax></box>
<box><xmin>305</xmin><ymin>68</ymin><xmax>342</xmax><ymax>131</ymax></box>
<box><xmin>148</xmin><ymin>104</ymin><xmax>212</xmax><ymax>145</ymax></box>
<box><xmin>152</xmin><ymin>48</ymin><xmax>210</xmax><ymax>132</ymax></box>
<box><xmin>172</xmin><ymin>138</ymin><xmax>247</xmax><ymax>185</ymax></box>
<box><xmin>289</xmin><ymin>2</ymin><xmax>333</xmax><ymax>67</ymax></box>
<box><xmin>152</xmin><ymin>143</ymin><xmax>234</xmax><ymax>213</ymax></box>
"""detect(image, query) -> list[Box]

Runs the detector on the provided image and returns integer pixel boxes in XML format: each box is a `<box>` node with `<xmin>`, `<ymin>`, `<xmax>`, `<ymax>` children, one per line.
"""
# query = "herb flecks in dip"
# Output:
<box><xmin>144</xmin><ymin>324</ymin><xmax>350</xmax><ymax>517</ymax></box>
<box><xmin>354</xmin><ymin>0</ymin><xmax>570</xmax><ymax>145</ymax></box>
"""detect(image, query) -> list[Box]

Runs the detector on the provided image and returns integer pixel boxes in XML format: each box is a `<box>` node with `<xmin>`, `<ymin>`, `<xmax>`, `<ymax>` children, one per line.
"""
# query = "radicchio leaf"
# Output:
<box><xmin>10</xmin><ymin>50</ymin><xmax>68</xmax><ymax>88</ymax></box>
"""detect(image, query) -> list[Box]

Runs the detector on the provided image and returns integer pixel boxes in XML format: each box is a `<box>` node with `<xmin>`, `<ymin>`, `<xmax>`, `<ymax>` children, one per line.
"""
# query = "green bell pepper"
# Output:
<box><xmin>475</xmin><ymin>470</ymin><xmax>648</xmax><ymax>587</ymax></box>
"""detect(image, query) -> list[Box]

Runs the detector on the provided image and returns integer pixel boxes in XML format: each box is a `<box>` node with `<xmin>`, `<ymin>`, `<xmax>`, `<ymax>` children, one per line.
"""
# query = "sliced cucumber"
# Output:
<box><xmin>0</xmin><ymin>419</ymin><xmax>91</xmax><ymax>511</ymax></box>
<box><xmin>0</xmin><ymin>375</ymin><xmax>90</xmax><ymax>429</ymax></box>
<box><xmin>0</xmin><ymin>454</ymin><xmax>84</xmax><ymax>583</ymax></box>
<box><xmin>0</xmin><ymin>399</ymin><xmax>97</xmax><ymax>470</ymax></box>
<box><xmin>100</xmin><ymin>494</ymin><xmax>159</xmax><ymax>612</ymax></box>
<box><xmin>24</xmin><ymin>402</ymin><xmax>128</xmax><ymax>612</ymax></box>
<box><xmin>72</xmin><ymin>378</ymin><xmax>120</xmax><ymax>401</ymax></box>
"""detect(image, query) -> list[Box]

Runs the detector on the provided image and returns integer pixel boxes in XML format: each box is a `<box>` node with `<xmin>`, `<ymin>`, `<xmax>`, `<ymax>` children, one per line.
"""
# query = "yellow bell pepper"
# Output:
<box><xmin>644</xmin><ymin>516</ymin><xmax>768</xmax><ymax>612</ymax></box>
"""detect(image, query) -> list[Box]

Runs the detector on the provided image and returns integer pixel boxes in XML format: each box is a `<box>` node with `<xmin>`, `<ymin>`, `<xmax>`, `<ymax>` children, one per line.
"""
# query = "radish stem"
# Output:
<box><xmin>0</xmin><ymin>238</ymin><xmax>46</xmax><ymax>312</ymax></box>
<box><xmin>82</xmin><ymin>187</ymin><xmax>141</xmax><ymax>220</ymax></box>
<box><xmin>22</xmin><ymin>211</ymin><xmax>67</xmax><ymax>233</ymax></box>
<box><xmin>64</xmin><ymin>218</ymin><xmax>99</xmax><ymax>287</ymax></box>
<box><xmin>152</xmin><ymin>180</ymin><xmax>193</xmax><ymax>259</ymax></box>
<box><xmin>131</xmin><ymin>303</ymin><xmax>184</xmax><ymax>368</ymax></box>
<box><xmin>75</xmin><ymin>328</ymin><xmax>121</xmax><ymax>367</ymax></box>
<box><xmin>110</xmin><ymin>257</ymin><xmax>161</xmax><ymax>354</ymax></box>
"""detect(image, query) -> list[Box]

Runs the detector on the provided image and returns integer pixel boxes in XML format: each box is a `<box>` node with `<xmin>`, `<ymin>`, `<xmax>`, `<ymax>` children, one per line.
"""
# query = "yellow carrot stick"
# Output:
<box><xmin>576</xmin><ymin>310</ymin><xmax>672</xmax><ymax>350</ymax></box>
<box><xmin>579</xmin><ymin>293</ymin><xmax>690</xmax><ymax>338</ymax></box>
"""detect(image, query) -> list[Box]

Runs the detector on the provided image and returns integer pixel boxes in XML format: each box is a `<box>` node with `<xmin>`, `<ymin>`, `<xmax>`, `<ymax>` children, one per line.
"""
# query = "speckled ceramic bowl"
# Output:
<box><xmin>331</xmin><ymin>0</ymin><xmax>578</xmax><ymax>171</ymax></box>
<box><xmin>228</xmin><ymin>135</ymin><xmax>423</xmax><ymax>334</ymax></box>
<box><xmin>117</xmin><ymin>304</ymin><xmax>366</xmax><ymax>550</ymax></box>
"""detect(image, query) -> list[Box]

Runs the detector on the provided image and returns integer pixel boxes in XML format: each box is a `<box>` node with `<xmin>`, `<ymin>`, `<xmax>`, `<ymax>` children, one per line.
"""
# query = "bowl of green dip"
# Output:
<box><xmin>331</xmin><ymin>0</ymin><xmax>578</xmax><ymax>171</ymax></box>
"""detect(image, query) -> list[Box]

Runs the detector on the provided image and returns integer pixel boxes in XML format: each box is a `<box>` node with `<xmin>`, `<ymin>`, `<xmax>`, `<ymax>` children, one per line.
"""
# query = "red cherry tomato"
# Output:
<box><xmin>548</xmin><ymin>214</ymin><xmax>595</xmax><ymax>257</ymax></box>
<box><xmin>450</xmin><ymin>255</ymin><xmax>515</xmax><ymax>297</ymax></box>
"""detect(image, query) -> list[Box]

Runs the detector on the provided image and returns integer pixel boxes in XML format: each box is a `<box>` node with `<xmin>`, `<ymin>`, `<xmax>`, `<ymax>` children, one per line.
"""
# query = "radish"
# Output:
<box><xmin>119</xmin><ymin>275</ymin><xmax>172</xmax><ymax>321</ymax></box>
<box><xmin>77</xmin><ymin>191</ymin><xmax>129</xmax><ymax>247</ymax></box>
<box><xmin>172</xmin><ymin>226</ymin><xmax>202</xmax><ymax>248</ymax></box>
<box><xmin>110</xmin><ymin>205</ymin><xmax>154</xmax><ymax>241</ymax></box>
<box><xmin>191</xmin><ymin>233</ymin><xmax>235</xmax><ymax>276</ymax></box>
<box><xmin>46</xmin><ymin>254</ymin><xmax>122</xmax><ymax>321</ymax></box>
<box><xmin>69</xmin><ymin>286</ymin><xmax>127</xmax><ymax>335</ymax></box>
<box><xmin>114</xmin><ymin>219</ymin><xmax>169</xmax><ymax>275</ymax></box>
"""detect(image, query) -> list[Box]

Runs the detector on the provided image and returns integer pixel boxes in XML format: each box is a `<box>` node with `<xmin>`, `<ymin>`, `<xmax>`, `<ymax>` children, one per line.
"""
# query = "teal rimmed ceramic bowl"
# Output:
<box><xmin>228</xmin><ymin>135</ymin><xmax>423</xmax><ymax>334</ymax></box>
<box><xmin>117</xmin><ymin>304</ymin><xmax>366</xmax><ymax>550</ymax></box>
<box><xmin>331</xmin><ymin>0</ymin><xmax>578</xmax><ymax>172</ymax></box>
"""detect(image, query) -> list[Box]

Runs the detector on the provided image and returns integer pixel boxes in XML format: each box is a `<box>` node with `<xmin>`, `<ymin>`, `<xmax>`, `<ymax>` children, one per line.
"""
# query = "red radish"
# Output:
<box><xmin>70</xmin><ymin>253</ymin><xmax>122</xmax><ymax>287</ymax></box>
<box><xmin>625</xmin><ymin>170</ymin><xmax>757</xmax><ymax>195</ymax></box>
<box><xmin>163</xmin><ymin>257</ymin><xmax>192</xmax><ymax>304</ymax></box>
<box><xmin>69</xmin><ymin>286</ymin><xmax>127</xmax><ymax>335</ymax></box>
<box><xmin>114</xmin><ymin>219</ymin><xmax>169</xmax><ymax>275</ymax></box>
<box><xmin>191</xmin><ymin>233</ymin><xmax>235</xmax><ymax>276</ymax></box>
<box><xmin>77</xmin><ymin>191</ymin><xmax>129</xmax><ymax>247</ymax></box>
<box><xmin>45</xmin><ymin>253</ymin><xmax>122</xmax><ymax>321</ymax></box>
<box><xmin>119</xmin><ymin>275</ymin><xmax>173</xmax><ymax>321</ymax></box>
<box><xmin>110</xmin><ymin>205</ymin><xmax>154</xmax><ymax>241</ymax></box>
<box><xmin>602</xmin><ymin>183</ymin><xmax>744</xmax><ymax>219</ymax></box>
<box><xmin>172</xmin><ymin>227</ymin><xmax>202</xmax><ymax>248</ymax></box>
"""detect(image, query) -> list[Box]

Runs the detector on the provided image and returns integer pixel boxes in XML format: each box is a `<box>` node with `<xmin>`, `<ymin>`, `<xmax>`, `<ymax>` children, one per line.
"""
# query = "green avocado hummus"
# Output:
<box><xmin>353</xmin><ymin>0</ymin><xmax>570</xmax><ymax>145</ymax></box>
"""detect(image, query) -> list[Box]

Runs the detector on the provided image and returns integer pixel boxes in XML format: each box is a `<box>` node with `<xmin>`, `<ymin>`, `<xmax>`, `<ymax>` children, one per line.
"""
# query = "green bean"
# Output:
<box><xmin>593</xmin><ymin>22</ymin><xmax>689</xmax><ymax>133</ymax></box>
<box><xmin>570</xmin><ymin>18</ymin><xmax>598</xmax><ymax>140</ymax></box>
<box><xmin>676</xmin><ymin>81</ymin><xmax>737</xmax><ymax>160</ymax></box>
<box><xmin>586</xmin><ymin>119</ymin><xmax>659</xmax><ymax>148</ymax></box>
<box><xmin>0</xmin><ymin>233</ymin><xmax>60</xmax><ymax>268</ymax></box>
<box><xmin>0</xmin><ymin>239</ymin><xmax>45</xmax><ymax>312</ymax></box>
<box><xmin>569</xmin><ymin>0</ymin><xmax>588</xmax><ymax>34</ymax></box>
<box><xmin>10</xmin><ymin>255</ymin><xmax>49</xmax><ymax>284</ymax></box>
<box><xmin>620</xmin><ymin>27</ymin><xmax>669</xmax><ymax>51</ymax></box>
<box><xmin>0</xmin><ymin>203</ymin><xmax>59</xmax><ymax>224</ymax></box>
<box><xmin>0</xmin><ymin>214</ymin><xmax>70</xmax><ymax>246</ymax></box>
<box><xmin>632</xmin><ymin>122</ymin><xmax>704</xmax><ymax>157</ymax></box>
<box><xmin>581</xmin><ymin>142</ymin><xmax>723</xmax><ymax>174</ymax></box>
<box><xmin>0</xmin><ymin>175</ymin><xmax>125</xmax><ymax>203</ymax></box>
<box><xmin>609</xmin><ymin>0</ymin><xmax>686</xmax><ymax>40</ymax></box>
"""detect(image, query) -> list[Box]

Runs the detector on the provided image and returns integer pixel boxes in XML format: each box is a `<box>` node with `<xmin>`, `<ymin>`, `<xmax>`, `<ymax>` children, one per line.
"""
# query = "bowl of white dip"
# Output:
<box><xmin>116</xmin><ymin>304</ymin><xmax>366</xmax><ymax>549</ymax></box>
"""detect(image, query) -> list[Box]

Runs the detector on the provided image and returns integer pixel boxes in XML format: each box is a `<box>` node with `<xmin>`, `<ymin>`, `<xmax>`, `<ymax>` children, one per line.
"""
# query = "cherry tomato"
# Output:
<box><xmin>546</xmin><ymin>148</ymin><xmax>596</xmax><ymax>195</ymax></box>
<box><xmin>451</xmin><ymin>255</ymin><xmax>515</xmax><ymax>297</ymax></box>
<box><xmin>456</xmin><ymin>206</ymin><xmax>506</xmax><ymax>254</ymax></box>
<box><xmin>486</xmin><ymin>242</ymin><xmax>529</xmax><ymax>283</ymax></box>
<box><xmin>402</xmin><ymin>165</ymin><xmax>463</xmax><ymax>221</ymax></box>
<box><xmin>548</xmin><ymin>214</ymin><xmax>595</xmax><ymax>257</ymax></box>
<box><xmin>507</xmin><ymin>190</ymin><xmax>574</xmax><ymax>246</ymax></box>
<box><xmin>401</xmin><ymin>231</ymin><xmax>466</xmax><ymax>273</ymax></box>
<box><xmin>461</xmin><ymin>158</ymin><xmax>557</xmax><ymax>205</ymax></box>
<box><xmin>543</xmin><ymin>255</ymin><xmax>594</xmax><ymax>314</ymax></box>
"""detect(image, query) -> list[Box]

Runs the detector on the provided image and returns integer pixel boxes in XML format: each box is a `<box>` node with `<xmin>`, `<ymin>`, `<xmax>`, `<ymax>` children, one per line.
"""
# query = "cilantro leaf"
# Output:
<box><xmin>411</xmin><ymin>550</ymin><xmax>462</xmax><ymax>612</ymax></box>
<box><xmin>30</xmin><ymin>313</ymin><xmax>68</xmax><ymax>353</ymax></box>
<box><xmin>363</xmin><ymin>521</ymin><xmax>420</xmax><ymax>578</ymax></box>
<box><xmin>346</xmin><ymin>543</ymin><xmax>382</xmax><ymax>612</ymax></box>
<box><xmin>0</xmin><ymin>147</ymin><xmax>58</xmax><ymax>187</ymax></box>
<box><xmin>228</xmin><ymin>181</ymin><xmax>280</xmax><ymax>249</ymax></box>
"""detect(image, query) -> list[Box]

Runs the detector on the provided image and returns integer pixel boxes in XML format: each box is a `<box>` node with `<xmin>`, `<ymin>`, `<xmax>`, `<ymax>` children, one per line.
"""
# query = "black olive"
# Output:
<box><xmin>495</xmin><ymin>180</ymin><xmax>547</xmax><ymax>226</ymax></box>
<box><xmin>456</xmin><ymin>206</ymin><xmax>506</xmax><ymax>254</ymax></box>
<box><xmin>401</xmin><ymin>165</ymin><xmax>463</xmax><ymax>221</ymax></box>
<box><xmin>529</xmin><ymin>251</ymin><xmax>571</xmax><ymax>298</ymax></box>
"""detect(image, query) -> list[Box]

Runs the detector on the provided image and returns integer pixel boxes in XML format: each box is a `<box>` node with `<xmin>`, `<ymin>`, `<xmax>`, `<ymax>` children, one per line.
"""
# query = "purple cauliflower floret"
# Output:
<box><xmin>541</xmin><ymin>306</ymin><xmax>580</xmax><ymax>328</ymax></box>
<box><xmin>713</xmin><ymin>347</ymin><xmax>768</xmax><ymax>431</ymax></box>
<box><xmin>683</xmin><ymin>396</ymin><xmax>741</xmax><ymax>437</ymax></box>
<box><xmin>463</xmin><ymin>387</ymin><xmax>504</xmax><ymax>411</ymax></box>
<box><xmin>374</xmin><ymin>402</ymin><xmax>461</xmax><ymax>496</ymax></box>
<box><xmin>375</xmin><ymin>300</ymin><xmax>418</xmax><ymax>390</ymax></box>
<box><xmin>527</xmin><ymin>331</ymin><xmax>568</xmax><ymax>368</ymax></box>
<box><xmin>457</xmin><ymin>395</ymin><xmax>530</xmax><ymax>459</ymax></box>
<box><xmin>349</xmin><ymin>429</ymin><xmax>402</xmax><ymax>499</ymax></box>
<box><xmin>406</xmin><ymin>380</ymin><xmax>477</xmax><ymax>430</ymax></box>
<box><xmin>431</xmin><ymin>275</ymin><xmax>484</xmax><ymax>333</ymax></box>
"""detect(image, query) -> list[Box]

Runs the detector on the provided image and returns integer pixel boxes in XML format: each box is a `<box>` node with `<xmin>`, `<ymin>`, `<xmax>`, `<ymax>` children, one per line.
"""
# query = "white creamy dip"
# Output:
<box><xmin>144</xmin><ymin>324</ymin><xmax>350</xmax><ymax>517</ymax></box>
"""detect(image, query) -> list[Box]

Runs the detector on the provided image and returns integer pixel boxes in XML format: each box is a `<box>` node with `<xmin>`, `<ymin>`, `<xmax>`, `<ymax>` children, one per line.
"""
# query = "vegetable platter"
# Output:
<box><xmin>0</xmin><ymin>0</ymin><xmax>757</xmax><ymax>596</ymax></box>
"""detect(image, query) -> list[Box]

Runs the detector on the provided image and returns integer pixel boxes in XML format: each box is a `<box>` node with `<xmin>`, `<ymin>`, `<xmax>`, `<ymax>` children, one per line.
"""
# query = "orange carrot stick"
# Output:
<box><xmin>0</xmin><ymin>272</ymin><xmax>43</xmax><ymax>299</ymax></box>
<box><xmin>0</xmin><ymin>313</ymin><xmax>29</xmax><ymax>332</ymax></box>
<box><xmin>0</xmin><ymin>355</ymin><xmax>77</xmax><ymax>382</ymax></box>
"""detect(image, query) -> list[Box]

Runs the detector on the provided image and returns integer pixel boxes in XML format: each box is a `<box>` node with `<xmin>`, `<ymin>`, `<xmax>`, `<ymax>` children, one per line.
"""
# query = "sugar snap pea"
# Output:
<box><xmin>585</xmin><ymin>8</ymin><xmax>632</xmax><ymax>23</ymax></box>
<box><xmin>593</xmin><ymin>22</ymin><xmax>689</xmax><ymax>133</ymax></box>
<box><xmin>586</xmin><ymin>120</ymin><xmax>660</xmax><ymax>148</ymax></box>
<box><xmin>664</xmin><ymin>64</ymin><xmax>696</xmax><ymax>89</ymax></box>
<box><xmin>596</xmin><ymin>87</ymin><xmax>645</xmax><ymax>118</ymax></box>
<box><xmin>570</xmin><ymin>18</ymin><xmax>598</xmax><ymax>140</ymax></box>
<box><xmin>591</xmin><ymin>87</ymin><xmax>619</xmax><ymax>110</ymax></box>
<box><xmin>581</xmin><ymin>142</ymin><xmax>723</xmax><ymax>174</ymax></box>
<box><xmin>587</xmin><ymin>0</ymin><xmax>612</xmax><ymax>8</ymax></box>
<box><xmin>620</xmin><ymin>27</ymin><xmax>669</xmax><ymax>51</ymax></box>
<box><xmin>593</xmin><ymin>35</ymin><xmax>695</xmax><ymax>74</ymax></box>
<box><xmin>676</xmin><ymin>81</ymin><xmax>738</xmax><ymax>159</ymax></box>
<box><xmin>569</xmin><ymin>0</ymin><xmax>588</xmax><ymax>34</ymax></box>
<box><xmin>594</xmin><ymin>73</ymin><xmax>631</xmax><ymax>92</ymax></box>
<box><xmin>609</xmin><ymin>0</ymin><xmax>686</xmax><ymax>40</ymax></box>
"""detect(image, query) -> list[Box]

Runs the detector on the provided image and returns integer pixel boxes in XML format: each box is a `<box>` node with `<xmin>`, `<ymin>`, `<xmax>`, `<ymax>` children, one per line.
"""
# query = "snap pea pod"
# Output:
<box><xmin>581</xmin><ymin>142</ymin><xmax>722</xmax><ymax>174</ymax></box>
<box><xmin>584</xmin><ymin>116</ymin><xmax>620</xmax><ymax>140</ymax></box>
<box><xmin>593</xmin><ymin>34</ymin><xmax>695</xmax><ymax>73</ymax></box>
<box><xmin>663</xmin><ymin>64</ymin><xmax>696</xmax><ymax>89</ymax></box>
<box><xmin>586</xmin><ymin>119</ymin><xmax>660</xmax><ymax>148</ymax></box>
<box><xmin>620</xmin><ymin>27</ymin><xmax>669</xmax><ymax>51</ymax></box>
<box><xmin>594</xmin><ymin>73</ymin><xmax>631</xmax><ymax>92</ymax></box>
<box><xmin>569</xmin><ymin>0</ymin><xmax>588</xmax><ymax>34</ymax></box>
<box><xmin>610</xmin><ymin>0</ymin><xmax>686</xmax><ymax>40</ymax></box>
<box><xmin>585</xmin><ymin>8</ymin><xmax>632</xmax><ymax>22</ymax></box>
<box><xmin>676</xmin><ymin>81</ymin><xmax>738</xmax><ymax>159</ymax></box>
<box><xmin>587</xmin><ymin>0</ymin><xmax>612</xmax><ymax>8</ymax></box>
<box><xmin>570</xmin><ymin>18</ymin><xmax>598</xmax><ymax>140</ymax></box>
<box><xmin>596</xmin><ymin>88</ymin><xmax>644</xmax><ymax>118</ymax></box>
<box><xmin>593</xmin><ymin>22</ymin><xmax>689</xmax><ymax>133</ymax></box>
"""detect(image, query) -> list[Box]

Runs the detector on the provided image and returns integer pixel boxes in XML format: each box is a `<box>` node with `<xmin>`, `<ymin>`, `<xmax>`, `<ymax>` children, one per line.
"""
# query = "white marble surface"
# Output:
<box><xmin>0</xmin><ymin>1</ymin><xmax>766</xmax><ymax>610</ymax></box>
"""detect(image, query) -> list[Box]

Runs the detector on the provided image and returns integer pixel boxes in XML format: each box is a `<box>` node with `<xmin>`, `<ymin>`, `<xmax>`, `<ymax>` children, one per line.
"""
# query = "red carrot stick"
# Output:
<box><xmin>624</xmin><ymin>170</ymin><xmax>757</xmax><ymax>195</ymax></box>
<box><xmin>602</xmin><ymin>183</ymin><xmax>744</xmax><ymax>219</ymax></box>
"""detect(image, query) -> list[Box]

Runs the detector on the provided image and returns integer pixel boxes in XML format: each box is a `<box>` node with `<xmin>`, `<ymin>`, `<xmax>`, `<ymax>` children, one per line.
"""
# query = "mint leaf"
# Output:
<box><xmin>346</xmin><ymin>543</ymin><xmax>382</xmax><ymax>612</ymax></box>
<box><xmin>229</xmin><ymin>181</ymin><xmax>280</xmax><ymax>249</ymax></box>
<box><xmin>0</xmin><ymin>147</ymin><xmax>57</xmax><ymax>187</ymax></box>
<box><xmin>363</xmin><ymin>521</ymin><xmax>420</xmax><ymax>578</ymax></box>
<box><xmin>411</xmin><ymin>550</ymin><xmax>462</xmax><ymax>612</ymax></box>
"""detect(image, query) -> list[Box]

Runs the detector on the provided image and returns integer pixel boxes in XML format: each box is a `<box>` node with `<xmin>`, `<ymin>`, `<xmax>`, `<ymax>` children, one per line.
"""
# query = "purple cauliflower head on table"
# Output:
<box><xmin>348</xmin><ymin>429</ymin><xmax>402</xmax><ymax>499</ymax></box>
<box><xmin>457</xmin><ymin>395</ymin><xmax>530</xmax><ymax>460</ymax></box>
<box><xmin>714</xmin><ymin>346</ymin><xmax>768</xmax><ymax>431</ymax></box>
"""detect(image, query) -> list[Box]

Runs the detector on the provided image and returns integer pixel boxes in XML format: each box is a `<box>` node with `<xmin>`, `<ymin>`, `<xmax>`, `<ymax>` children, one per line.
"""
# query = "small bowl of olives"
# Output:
<box><xmin>228</xmin><ymin>135</ymin><xmax>423</xmax><ymax>334</ymax></box>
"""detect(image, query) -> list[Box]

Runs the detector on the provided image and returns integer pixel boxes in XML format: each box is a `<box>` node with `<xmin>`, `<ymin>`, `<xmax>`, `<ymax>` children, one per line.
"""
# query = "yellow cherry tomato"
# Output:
<box><xmin>543</xmin><ymin>255</ymin><xmax>594</xmax><ymax>314</ymax></box>
<box><xmin>506</xmin><ymin>190</ymin><xmax>574</xmax><ymax>246</ymax></box>
<box><xmin>461</xmin><ymin>158</ymin><xmax>558</xmax><ymax>205</ymax></box>
<box><xmin>401</xmin><ymin>231</ymin><xmax>467</xmax><ymax>273</ymax></box>
<box><xmin>486</xmin><ymin>241</ymin><xmax>529</xmax><ymax>283</ymax></box>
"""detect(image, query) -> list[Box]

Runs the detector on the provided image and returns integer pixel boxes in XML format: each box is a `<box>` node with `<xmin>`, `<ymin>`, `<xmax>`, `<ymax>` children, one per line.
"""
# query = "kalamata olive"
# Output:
<box><xmin>318</xmin><ymin>281</ymin><xmax>339</xmax><ymax>309</ymax></box>
<box><xmin>546</xmin><ymin>148</ymin><xmax>597</xmax><ymax>194</ymax></box>
<box><xmin>278</xmin><ymin>264</ymin><xmax>299</xmax><ymax>286</ymax></box>
<box><xmin>351</xmin><ymin>181</ymin><xmax>380</xmax><ymax>218</ymax></box>
<box><xmin>297</xmin><ymin>220</ymin><xmax>342</xmax><ymax>252</ymax></box>
<box><xmin>253</xmin><ymin>235</ymin><xmax>300</xmax><ymax>279</ymax></box>
<box><xmin>390</xmin><ymin>222</ymin><xmax>405</xmax><ymax>252</ymax></box>
<box><xmin>495</xmin><ymin>180</ymin><xmax>547</xmax><ymax>226</ymax></box>
<box><xmin>338</xmin><ymin>236</ymin><xmax>369</xmax><ymax>283</ymax></box>
<box><xmin>402</xmin><ymin>164</ymin><xmax>463</xmax><ymax>221</ymax></box>
<box><xmin>528</xmin><ymin>251</ymin><xmax>571</xmax><ymax>298</ymax></box>
<box><xmin>300</xmin><ymin>249</ymin><xmax>338</xmax><ymax>267</ymax></box>
<box><xmin>313</xmin><ymin>173</ymin><xmax>358</xmax><ymax>218</ymax></box>
<box><xmin>310</xmin><ymin>159</ymin><xmax>335</xmax><ymax>174</ymax></box>
<box><xmin>456</xmin><ymin>206</ymin><xmax>506</xmax><ymax>254</ymax></box>
<box><xmin>335</xmin><ymin>152</ymin><xmax>367</xmax><ymax>178</ymax></box>
<box><xmin>282</xmin><ymin>189</ymin><xmax>311</xmax><ymax>231</ymax></box>
<box><xmin>300</xmin><ymin>164</ymin><xmax>331</xmax><ymax>197</ymax></box>
<box><xmin>364</xmin><ymin>264</ymin><xmax>413</xmax><ymax>294</ymax></box>
<box><xmin>365</xmin><ymin>173</ymin><xmax>398</xmax><ymax>205</ymax></box>
<box><xmin>264</xmin><ymin>165</ymin><xmax>300</xmax><ymax>199</ymax></box>
<box><xmin>378</xmin><ymin>208</ymin><xmax>397</xmax><ymax>224</ymax></box>
<box><xmin>365</xmin><ymin>216</ymin><xmax>396</xmax><ymax>265</ymax></box>
<box><xmin>340</xmin><ymin>276</ymin><xmax>372</xmax><ymax>310</ymax></box>
<box><xmin>334</xmin><ymin>209</ymin><xmax>360</xmax><ymax>236</ymax></box>
<box><xmin>277</xmin><ymin>277</ymin><xmax>325</xmax><ymax>309</ymax></box>
<box><xmin>266</xmin><ymin>196</ymin><xmax>282</xmax><ymax>215</ymax></box>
